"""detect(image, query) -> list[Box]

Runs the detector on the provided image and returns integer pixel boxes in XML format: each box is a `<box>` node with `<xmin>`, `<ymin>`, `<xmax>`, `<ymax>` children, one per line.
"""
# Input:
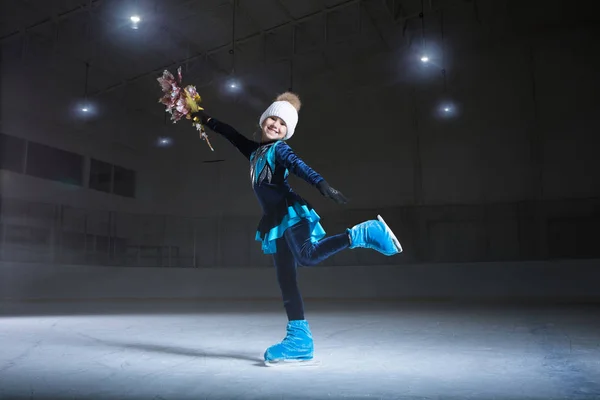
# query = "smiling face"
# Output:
<box><xmin>261</xmin><ymin>116</ymin><xmax>288</xmax><ymax>142</ymax></box>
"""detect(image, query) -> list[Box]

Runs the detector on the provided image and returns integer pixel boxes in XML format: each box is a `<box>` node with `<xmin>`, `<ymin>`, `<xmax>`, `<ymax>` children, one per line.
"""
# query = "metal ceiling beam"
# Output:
<box><xmin>235</xmin><ymin>1</ymin><xmax>263</xmax><ymax>33</ymax></box>
<box><xmin>88</xmin><ymin>5</ymin><xmax>272</xmax><ymax>104</ymax></box>
<box><xmin>148</xmin><ymin>23</ymin><xmax>274</xmax><ymax>104</ymax></box>
<box><xmin>0</xmin><ymin>0</ymin><xmax>104</xmax><ymax>42</ymax></box>
<box><xmin>361</xmin><ymin>1</ymin><xmax>391</xmax><ymax>50</ymax></box>
<box><xmin>383</xmin><ymin>0</ymin><xmax>407</xmax><ymax>22</ymax></box>
<box><xmin>272</xmin><ymin>0</ymin><xmax>295</xmax><ymax>21</ymax></box>
<box><xmin>79</xmin><ymin>3</ymin><xmax>232</xmax><ymax>82</ymax></box>
<box><xmin>88</xmin><ymin>0</ymin><xmax>361</xmax><ymax>96</ymax></box>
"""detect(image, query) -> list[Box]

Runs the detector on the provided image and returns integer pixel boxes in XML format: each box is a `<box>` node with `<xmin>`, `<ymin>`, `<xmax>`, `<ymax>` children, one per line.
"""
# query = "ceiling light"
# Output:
<box><xmin>226</xmin><ymin>78</ymin><xmax>241</xmax><ymax>91</ymax></box>
<box><xmin>157</xmin><ymin>137</ymin><xmax>173</xmax><ymax>147</ymax></box>
<box><xmin>437</xmin><ymin>102</ymin><xmax>457</xmax><ymax>118</ymax></box>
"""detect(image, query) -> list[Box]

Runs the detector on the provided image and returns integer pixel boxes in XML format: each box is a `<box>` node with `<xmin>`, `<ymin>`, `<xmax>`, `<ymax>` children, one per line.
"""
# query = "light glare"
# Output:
<box><xmin>157</xmin><ymin>137</ymin><xmax>173</xmax><ymax>147</ymax></box>
<box><xmin>226</xmin><ymin>79</ymin><xmax>241</xmax><ymax>91</ymax></box>
<box><xmin>130</xmin><ymin>15</ymin><xmax>141</xmax><ymax>23</ymax></box>
<box><xmin>437</xmin><ymin>102</ymin><xmax>458</xmax><ymax>118</ymax></box>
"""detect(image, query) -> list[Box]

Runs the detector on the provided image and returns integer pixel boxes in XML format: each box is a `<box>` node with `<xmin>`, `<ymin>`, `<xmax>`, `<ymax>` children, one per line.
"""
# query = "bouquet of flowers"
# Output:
<box><xmin>157</xmin><ymin>67</ymin><xmax>214</xmax><ymax>151</ymax></box>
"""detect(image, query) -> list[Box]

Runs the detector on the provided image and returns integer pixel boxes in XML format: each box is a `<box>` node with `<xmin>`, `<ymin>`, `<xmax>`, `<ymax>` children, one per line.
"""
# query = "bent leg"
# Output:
<box><xmin>284</xmin><ymin>220</ymin><xmax>350</xmax><ymax>267</ymax></box>
<box><xmin>347</xmin><ymin>214</ymin><xmax>402</xmax><ymax>256</ymax></box>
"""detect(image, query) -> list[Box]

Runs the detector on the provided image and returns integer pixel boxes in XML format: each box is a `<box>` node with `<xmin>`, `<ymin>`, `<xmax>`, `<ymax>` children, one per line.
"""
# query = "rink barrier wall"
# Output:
<box><xmin>2</xmin><ymin>196</ymin><xmax>600</xmax><ymax>269</ymax></box>
<box><xmin>1</xmin><ymin>259</ymin><xmax>599</xmax><ymax>302</ymax></box>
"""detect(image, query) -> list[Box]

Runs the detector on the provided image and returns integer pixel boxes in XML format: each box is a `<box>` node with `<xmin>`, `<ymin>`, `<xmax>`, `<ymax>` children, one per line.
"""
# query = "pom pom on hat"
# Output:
<box><xmin>276</xmin><ymin>92</ymin><xmax>301</xmax><ymax>112</ymax></box>
<box><xmin>259</xmin><ymin>92</ymin><xmax>301</xmax><ymax>140</ymax></box>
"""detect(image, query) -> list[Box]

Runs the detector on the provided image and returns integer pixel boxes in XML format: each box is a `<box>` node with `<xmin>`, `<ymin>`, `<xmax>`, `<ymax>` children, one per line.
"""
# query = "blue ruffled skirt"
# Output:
<box><xmin>255</xmin><ymin>195</ymin><xmax>326</xmax><ymax>255</ymax></box>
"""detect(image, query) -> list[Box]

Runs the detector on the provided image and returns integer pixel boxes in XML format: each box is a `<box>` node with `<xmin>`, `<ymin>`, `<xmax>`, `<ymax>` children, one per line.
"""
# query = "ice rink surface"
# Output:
<box><xmin>1</xmin><ymin>300</ymin><xmax>599</xmax><ymax>400</ymax></box>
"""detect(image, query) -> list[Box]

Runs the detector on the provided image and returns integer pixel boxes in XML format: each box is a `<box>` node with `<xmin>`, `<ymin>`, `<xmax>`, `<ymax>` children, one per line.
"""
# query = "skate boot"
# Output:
<box><xmin>347</xmin><ymin>214</ymin><xmax>403</xmax><ymax>256</ymax></box>
<box><xmin>264</xmin><ymin>320</ymin><xmax>315</xmax><ymax>366</ymax></box>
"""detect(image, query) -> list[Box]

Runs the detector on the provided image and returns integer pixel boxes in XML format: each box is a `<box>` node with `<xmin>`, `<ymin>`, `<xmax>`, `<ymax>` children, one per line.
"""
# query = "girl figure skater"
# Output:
<box><xmin>197</xmin><ymin>92</ymin><xmax>402</xmax><ymax>366</ymax></box>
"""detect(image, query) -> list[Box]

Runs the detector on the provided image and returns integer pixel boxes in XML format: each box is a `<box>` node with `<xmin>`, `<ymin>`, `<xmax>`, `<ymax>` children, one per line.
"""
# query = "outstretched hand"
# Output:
<box><xmin>317</xmin><ymin>181</ymin><xmax>349</xmax><ymax>205</ymax></box>
<box><xmin>197</xmin><ymin>109</ymin><xmax>211</xmax><ymax>124</ymax></box>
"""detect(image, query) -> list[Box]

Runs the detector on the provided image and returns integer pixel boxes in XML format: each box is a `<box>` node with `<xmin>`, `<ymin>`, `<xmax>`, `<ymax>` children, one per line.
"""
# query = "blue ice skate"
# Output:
<box><xmin>347</xmin><ymin>214</ymin><xmax>403</xmax><ymax>256</ymax></box>
<box><xmin>264</xmin><ymin>320</ymin><xmax>315</xmax><ymax>367</ymax></box>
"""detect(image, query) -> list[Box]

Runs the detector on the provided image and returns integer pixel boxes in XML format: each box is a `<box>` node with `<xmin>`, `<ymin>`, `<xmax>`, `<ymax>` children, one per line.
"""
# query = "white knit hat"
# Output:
<box><xmin>258</xmin><ymin>92</ymin><xmax>301</xmax><ymax>140</ymax></box>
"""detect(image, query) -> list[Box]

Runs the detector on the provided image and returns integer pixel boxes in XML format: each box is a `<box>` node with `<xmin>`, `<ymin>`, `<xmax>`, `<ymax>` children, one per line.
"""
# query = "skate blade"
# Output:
<box><xmin>264</xmin><ymin>359</ymin><xmax>321</xmax><ymax>368</ymax></box>
<box><xmin>377</xmin><ymin>214</ymin><xmax>403</xmax><ymax>254</ymax></box>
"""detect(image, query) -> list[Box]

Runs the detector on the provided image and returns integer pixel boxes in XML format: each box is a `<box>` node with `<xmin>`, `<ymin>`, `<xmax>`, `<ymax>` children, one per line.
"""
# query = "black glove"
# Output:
<box><xmin>317</xmin><ymin>181</ymin><xmax>349</xmax><ymax>204</ymax></box>
<box><xmin>197</xmin><ymin>109</ymin><xmax>211</xmax><ymax>124</ymax></box>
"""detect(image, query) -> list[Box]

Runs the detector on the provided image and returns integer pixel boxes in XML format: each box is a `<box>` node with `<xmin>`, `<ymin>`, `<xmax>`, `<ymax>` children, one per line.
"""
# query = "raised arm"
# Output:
<box><xmin>201</xmin><ymin>113</ymin><xmax>258</xmax><ymax>160</ymax></box>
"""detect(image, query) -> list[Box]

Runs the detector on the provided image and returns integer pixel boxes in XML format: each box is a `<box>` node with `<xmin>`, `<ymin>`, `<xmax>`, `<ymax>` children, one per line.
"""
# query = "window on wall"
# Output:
<box><xmin>89</xmin><ymin>159</ymin><xmax>113</xmax><ymax>193</ymax></box>
<box><xmin>113</xmin><ymin>165</ymin><xmax>136</xmax><ymax>198</ymax></box>
<box><xmin>25</xmin><ymin>142</ymin><xmax>83</xmax><ymax>186</ymax></box>
<box><xmin>0</xmin><ymin>133</ymin><xmax>136</xmax><ymax>198</ymax></box>
<box><xmin>89</xmin><ymin>159</ymin><xmax>136</xmax><ymax>198</ymax></box>
<box><xmin>0</xmin><ymin>133</ymin><xmax>26</xmax><ymax>173</ymax></box>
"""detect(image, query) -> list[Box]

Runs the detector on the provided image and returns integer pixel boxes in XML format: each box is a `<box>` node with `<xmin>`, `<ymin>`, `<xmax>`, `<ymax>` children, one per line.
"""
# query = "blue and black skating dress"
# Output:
<box><xmin>205</xmin><ymin>118</ymin><xmax>326</xmax><ymax>254</ymax></box>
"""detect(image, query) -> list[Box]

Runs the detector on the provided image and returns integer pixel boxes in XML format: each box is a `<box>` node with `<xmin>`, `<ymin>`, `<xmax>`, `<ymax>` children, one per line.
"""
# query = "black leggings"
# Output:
<box><xmin>273</xmin><ymin>220</ymin><xmax>350</xmax><ymax>321</ymax></box>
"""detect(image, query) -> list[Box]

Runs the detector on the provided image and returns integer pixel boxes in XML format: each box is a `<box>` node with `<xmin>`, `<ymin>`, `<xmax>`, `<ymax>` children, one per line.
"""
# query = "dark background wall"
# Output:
<box><xmin>1</xmin><ymin>0</ymin><xmax>598</xmax><ymax>299</ymax></box>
